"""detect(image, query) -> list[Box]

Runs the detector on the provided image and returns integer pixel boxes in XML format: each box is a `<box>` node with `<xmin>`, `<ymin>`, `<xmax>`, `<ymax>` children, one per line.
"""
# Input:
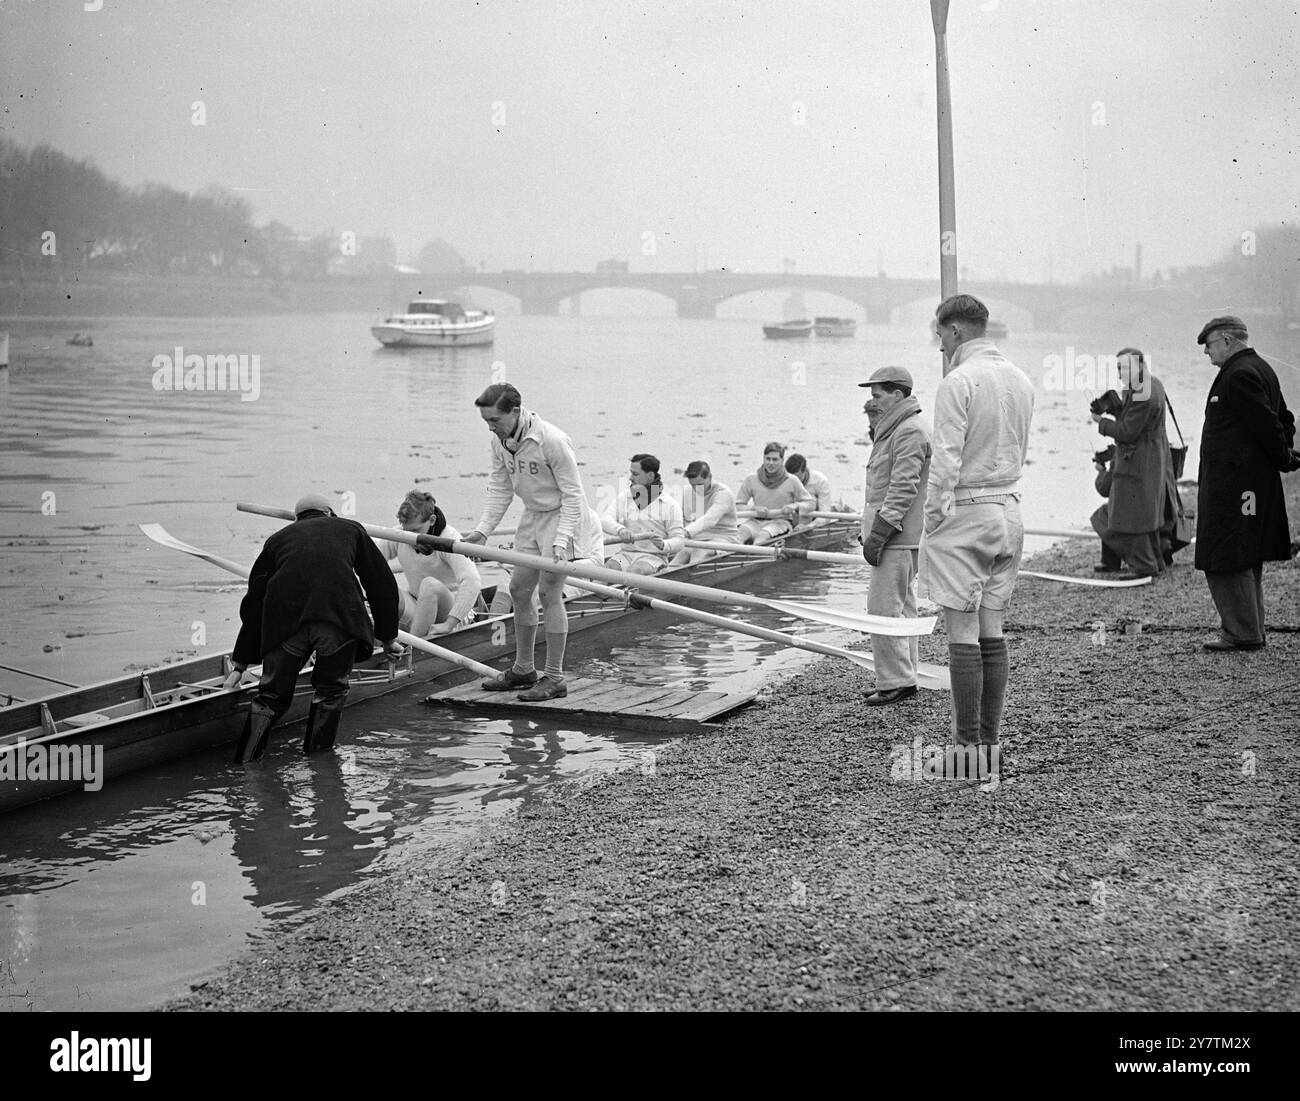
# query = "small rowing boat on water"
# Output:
<box><xmin>813</xmin><ymin>316</ymin><xmax>856</xmax><ymax>338</ymax></box>
<box><xmin>0</xmin><ymin>519</ymin><xmax>859</xmax><ymax>814</ymax></box>
<box><xmin>762</xmin><ymin>319</ymin><xmax>814</xmax><ymax>339</ymax></box>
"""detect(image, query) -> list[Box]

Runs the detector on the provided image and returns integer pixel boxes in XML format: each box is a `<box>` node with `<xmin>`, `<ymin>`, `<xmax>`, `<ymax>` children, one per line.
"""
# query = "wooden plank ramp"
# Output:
<box><xmin>420</xmin><ymin>677</ymin><xmax>753</xmax><ymax>735</ymax></box>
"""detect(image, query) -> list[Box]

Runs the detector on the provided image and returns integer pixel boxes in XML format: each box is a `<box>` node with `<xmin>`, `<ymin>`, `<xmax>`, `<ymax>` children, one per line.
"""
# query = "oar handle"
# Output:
<box><xmin>396</xmin><ymin>630</ymin><xmax>497</xmax><ymax>677</ymax></box>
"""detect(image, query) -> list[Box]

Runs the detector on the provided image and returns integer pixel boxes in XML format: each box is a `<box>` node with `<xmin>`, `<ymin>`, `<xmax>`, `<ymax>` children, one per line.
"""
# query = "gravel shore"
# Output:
<box><xmin>171</xmin><ymin>481</ymin><xmax>1300</xmax><ymax>1012</ymax></box>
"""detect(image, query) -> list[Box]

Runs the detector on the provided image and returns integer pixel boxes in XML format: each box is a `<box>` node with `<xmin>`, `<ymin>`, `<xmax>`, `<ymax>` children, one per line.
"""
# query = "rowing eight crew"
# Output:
<box><xmin>381</xmin><ymin>446</ymin><xmax>838</xmax><ymax>620</ymax></box>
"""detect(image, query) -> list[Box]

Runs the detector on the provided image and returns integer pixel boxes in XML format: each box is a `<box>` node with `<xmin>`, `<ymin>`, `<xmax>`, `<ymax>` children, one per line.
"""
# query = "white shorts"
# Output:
<box><xmin>921</xmin><ymin>496</ymin><xmax>1024</xmax><ymax>612</ymax></box>
<box><xmin>516</xmin><ymin>504</ymin><xmax>602</xmax><ymax>562</ymax></box>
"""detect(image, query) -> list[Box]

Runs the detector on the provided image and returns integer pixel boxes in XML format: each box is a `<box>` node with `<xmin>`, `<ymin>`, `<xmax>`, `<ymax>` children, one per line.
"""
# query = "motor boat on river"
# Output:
<box><xmin>371</xmin><ymin>300</ymin><xmax>495</xmax><ymax>347</ymax></box>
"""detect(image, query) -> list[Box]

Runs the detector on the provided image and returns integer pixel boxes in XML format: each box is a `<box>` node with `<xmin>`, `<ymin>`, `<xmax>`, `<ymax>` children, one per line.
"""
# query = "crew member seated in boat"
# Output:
<box><xmin>227</xmin><ymin>493</ymin><xmax>402</xmax><ymax>763</ymax></box>
<box><xmin>671</xmin><ymin>459</ymin><xmax>741</xmax><ymax>564</ymax></box>
<box><xmin>374</xmin><ymin>490</ymin><xmax>483</xmax><ymax>637</ymax></box>
<box><xmin>603</xmin><ymin>453</ymin><xmax>687</xmax><ymax>574</ymax></box>
<box><xmin>735</xmin><ymin>442</ymin><xmax>813</xmax><ymax>544</ymax></box>
<box><xmin>784</xmin><ymin>453</ymin><xmax>834</xmax><ymax>512</ymax></box>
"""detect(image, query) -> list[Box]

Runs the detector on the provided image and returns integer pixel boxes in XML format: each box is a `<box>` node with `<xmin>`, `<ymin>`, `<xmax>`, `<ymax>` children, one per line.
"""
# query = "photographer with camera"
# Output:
<box><xmin>1088</xmin><ymin>348</ymin><xmax>1179</xmax><ymax>579</ymax></box>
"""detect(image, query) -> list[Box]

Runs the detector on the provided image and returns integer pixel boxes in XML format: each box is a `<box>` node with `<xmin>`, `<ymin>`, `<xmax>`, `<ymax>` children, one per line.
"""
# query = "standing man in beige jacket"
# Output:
<box><xmin>860</xmin><ymin>366</ymin><xmax>932</xmax><ymax>706</ymax></box>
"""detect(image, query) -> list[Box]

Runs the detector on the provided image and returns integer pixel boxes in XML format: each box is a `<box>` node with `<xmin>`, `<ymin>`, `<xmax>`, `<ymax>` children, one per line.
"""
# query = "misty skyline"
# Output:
<box><xmin>2</xmin><ymin>0</ymin><xmax>1297</xmax><ymax>284</ymax></box>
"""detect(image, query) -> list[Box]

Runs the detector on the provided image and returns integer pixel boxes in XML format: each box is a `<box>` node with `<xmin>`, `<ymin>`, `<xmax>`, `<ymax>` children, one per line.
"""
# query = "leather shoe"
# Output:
<box><xmin>517</xmin><ymin>675</ymin><xmax>567</xmax><ymax>701</ymax></box>
<box><xmin>1092</xmin><ymin>563</ymin><xmax>1120</xmax><ymax>573</ymax></box>
<box><xmin>866</xmin><ymin>685</ymin><xmax>918</xmax><ymax>706</ymax></box>
<box><xmin>1201</xmin><ymin>636</ymin><xmax>1265</xmax><ymax>652</ymax></box>
<box><xmin>481</xmin><ymin>667</ymin><xmax>539</xmax><ymax>691</ymax></box>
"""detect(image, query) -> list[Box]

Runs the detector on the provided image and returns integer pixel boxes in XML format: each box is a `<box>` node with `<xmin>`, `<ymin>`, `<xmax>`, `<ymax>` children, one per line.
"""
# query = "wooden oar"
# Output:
<box><xmin>738</xmin><ymin>508</ymin><xmax>858</xmax><ymax>522</ymax></box>
<box><xmin>138</xmin><ymin>525</ymin><xmax>500</xmax><ymax>678</ymax></box>
<box><xmin>0</xmin><ymin>663</ymin><xmax>78</xmax><ymax>688</ymax></box>
<box><xmin>566</xmin><ymin>575</ymin><xmax>949</xmax><ymax>691</ymax></box>
<box><xmin>236</xmin><ymin>503</ymin><xmax>936</xmax><ymax>638</ymax></box>
<box><xmin>739</xmin><ymin>507</ymin><xmax>1100</xmax><ymax>542</ymax></box>
<box><xmin>1020</xmin><ymin>570</ymin><xmax>1152</xmax><ymax>588</ymax></box>
<box><xmin>684</xmin><ymin>539</ymin><xmax>919</xmax><ymax>564</ymax></box>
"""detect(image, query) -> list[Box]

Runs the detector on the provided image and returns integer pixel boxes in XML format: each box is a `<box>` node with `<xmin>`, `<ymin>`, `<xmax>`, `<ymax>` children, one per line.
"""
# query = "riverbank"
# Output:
<box><xmin>171</xmin><ymin>480</ymin><xmax>1300</xmax><ymax>1012</ymax></box>
<box><xmin>0</xmin><ymin>269</ymin><xmax>469</xmax><ymax>318</ymax></box>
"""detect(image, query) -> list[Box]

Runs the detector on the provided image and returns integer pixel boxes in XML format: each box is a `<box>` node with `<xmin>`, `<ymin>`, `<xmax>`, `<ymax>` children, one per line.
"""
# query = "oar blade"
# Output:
<box><xmin>764</xmin><ymin>598</ymin><xmax>936</xmax><ymax>637</ymax></box>
<box><xmin>1020</xmin><ymin>569</ymin><xmax>1153</xmax><ymax>588</ymax></box>
<box><xmin>808</xmin><ymin>639</ymin><xmax>950</xmax><ymax>690</ymax></box>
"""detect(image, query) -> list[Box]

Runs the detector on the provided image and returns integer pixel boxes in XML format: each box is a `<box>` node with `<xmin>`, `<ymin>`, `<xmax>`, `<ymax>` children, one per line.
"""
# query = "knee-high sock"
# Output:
<box><xmin>513</xmin><ymin>621</ymin><xmax>538</xmax><ymax>673</ymax></box>
<box><xmin>542</xmin><ymin>599</ymin><xmax>568</xmax><ymax>679</ymax></box>
<box><xmin>543</xmin><ymin>632</ymin><xmax>567</xmax><ymax>679</ymax></box>
<box><xmin>948</xmin><ymin>643</ymin><xmax>983</xmax><ymax>746</ymax></box>
<box><xmin>978</xmin><ymin>636</ymin><xmax>1008</xmax><ymax>745</ymax></box>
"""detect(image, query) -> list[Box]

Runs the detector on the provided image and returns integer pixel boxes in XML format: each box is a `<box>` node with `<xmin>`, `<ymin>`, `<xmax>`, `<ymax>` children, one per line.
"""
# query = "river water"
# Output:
<box><xmin>0</xmin><ymin>306</ymin><xmax>1289</xmax><ymax>1010</ymax></box>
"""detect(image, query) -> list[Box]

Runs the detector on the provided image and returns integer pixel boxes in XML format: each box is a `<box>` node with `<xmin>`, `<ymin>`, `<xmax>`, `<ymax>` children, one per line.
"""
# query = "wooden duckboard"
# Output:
<box><xmin>421</xmin><ymin>677</ymin><xmax>753</xmax><ymax>735</ymax></box>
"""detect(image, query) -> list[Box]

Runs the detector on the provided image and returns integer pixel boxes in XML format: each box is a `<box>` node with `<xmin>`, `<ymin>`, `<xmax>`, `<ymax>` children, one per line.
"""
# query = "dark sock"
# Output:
<box><xmin>948</xmin><ymin>643</ymin><xmax>983</xmax><ymax>746</ymax></box>
<box><xmin>978</xmin><ymin>636</ymin><xmax>1009</xmax><ymax>745</ymax></box>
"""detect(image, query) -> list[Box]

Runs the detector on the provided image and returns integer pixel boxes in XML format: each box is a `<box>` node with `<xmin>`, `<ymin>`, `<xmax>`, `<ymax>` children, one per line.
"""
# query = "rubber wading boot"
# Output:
<box><xmin>234</xmin><ymin>711</ymin><xmax>276</xmax><ymax>763</ymax></box>
<box><xmin>302</xmin><ymin>700</ymin><xmax>345</xmax><ymax>754</ymax></box>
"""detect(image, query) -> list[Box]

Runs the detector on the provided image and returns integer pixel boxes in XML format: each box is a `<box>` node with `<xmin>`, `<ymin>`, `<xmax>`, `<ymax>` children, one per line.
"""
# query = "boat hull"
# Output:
<box><xmin>371</xmin><ymin>321</ymin><xmax>495</xmax><ymax>347</ymax></box>
<box><xmin>762</xmin><ymin>321</ymin><xmax>814</xmax><ymax>339</ymax></box>
<box><xmin>813</xmin><ymin>317</ymin><xmax>856</xmax><ymax>338</ymax></box>
<box><xmin>1</xmin><ymin>522</ymin><xmax>856</xmax><ymax>813</ymax></box>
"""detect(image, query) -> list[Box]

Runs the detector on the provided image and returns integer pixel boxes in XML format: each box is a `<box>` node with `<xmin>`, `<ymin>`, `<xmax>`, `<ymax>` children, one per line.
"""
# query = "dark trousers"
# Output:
<box><xmin>1205</xmin><ymin>567</ymin><xmax>1266</xmax><ymax>645</ymax></box>
<box><xmin>251</xmin><ymin>630</ymin><xmax>354</xmax><ymax>721</ymax></box>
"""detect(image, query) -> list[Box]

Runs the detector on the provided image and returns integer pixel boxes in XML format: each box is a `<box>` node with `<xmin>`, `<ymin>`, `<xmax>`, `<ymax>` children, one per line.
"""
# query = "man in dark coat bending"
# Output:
<box><xmin>228</xmin><ymin>493</ymin><xmax>402</xmax><ymax>761</ymax></box>
<box><xmin>1195</xmin><ymin>316</ymin><xmax>1299</xmax><ymax>652</ymax></box>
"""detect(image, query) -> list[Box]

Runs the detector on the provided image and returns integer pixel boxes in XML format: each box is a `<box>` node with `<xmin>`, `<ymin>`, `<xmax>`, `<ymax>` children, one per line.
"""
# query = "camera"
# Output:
<box><xmin>1089</xmin><ymin>390</ymin><xmax>1123</xmax><ymax>417</ymax></box>
<box><xmin>1093</xmin><ymin>444</ymin><xmax>1116</xmax><ymax>465</ymax></box>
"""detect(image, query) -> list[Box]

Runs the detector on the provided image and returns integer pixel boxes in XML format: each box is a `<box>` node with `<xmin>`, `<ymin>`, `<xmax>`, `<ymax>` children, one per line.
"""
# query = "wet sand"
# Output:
<box><xmin>170</xmin><ymin>479</ymin><xmax>1300</xmax><ymax>1012</ymax></box>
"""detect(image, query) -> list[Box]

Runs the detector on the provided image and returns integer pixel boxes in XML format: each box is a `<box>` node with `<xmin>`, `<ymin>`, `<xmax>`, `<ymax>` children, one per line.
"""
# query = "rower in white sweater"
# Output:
<box><xmin>672</xmin><ymin>459</ymin><xmax>741</xmax><ymax>564</ymax></box>
<box><xmin>785</xmin><ymin>453</ymin><xmax>835</xmax><ymax>512</ymax></box>
<box><xmin>602</xmin><ymin>453</ymin><xmax>687</xmax><ymax>575</ymax></box>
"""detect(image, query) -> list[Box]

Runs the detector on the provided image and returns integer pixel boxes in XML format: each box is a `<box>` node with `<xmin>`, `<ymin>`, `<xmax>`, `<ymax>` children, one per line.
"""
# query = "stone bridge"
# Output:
<box><xmin>398</xmin><ymin>271</ymin><xmax>1199</xmax><ymax>330</ymax></box>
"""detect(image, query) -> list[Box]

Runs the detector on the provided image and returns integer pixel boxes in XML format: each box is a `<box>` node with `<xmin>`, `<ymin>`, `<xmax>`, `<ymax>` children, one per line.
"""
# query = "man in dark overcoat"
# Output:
<box><xmin>1194</xmin><ymin>316</ymin><xmax>1299</xmax><ymax>651</ymax></box>
<box><xmin>228</xmin><ymin>493</ymin><xmax>402</xmax><ymax>761</ymax></box>
<box><xmin>1091</xmin><ymin>348</ymin><xmax>1181</xmax><ymax>578</ymax></box>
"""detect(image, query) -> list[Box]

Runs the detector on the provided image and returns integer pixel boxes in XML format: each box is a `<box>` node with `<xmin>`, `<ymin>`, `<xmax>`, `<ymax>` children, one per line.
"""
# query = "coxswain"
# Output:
<box><xmin>375</xmin><ymin>489</ymin><xmax>483</xmax><ymax>636</ymax></box>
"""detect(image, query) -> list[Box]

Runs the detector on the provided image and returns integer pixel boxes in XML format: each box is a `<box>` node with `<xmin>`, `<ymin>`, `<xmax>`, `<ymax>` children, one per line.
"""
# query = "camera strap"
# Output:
<box><xmin>1165</xmin><ymin>396</ymin><xmax>1186</xmax><ymax>449</ymax></box>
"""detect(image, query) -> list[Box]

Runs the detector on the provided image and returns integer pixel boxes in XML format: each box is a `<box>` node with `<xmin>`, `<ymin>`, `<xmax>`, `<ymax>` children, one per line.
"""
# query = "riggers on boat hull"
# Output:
<box><xmin>0</xmin><ymin>521</ymin><xmax>856</xmax><ymax>813</ymax></box>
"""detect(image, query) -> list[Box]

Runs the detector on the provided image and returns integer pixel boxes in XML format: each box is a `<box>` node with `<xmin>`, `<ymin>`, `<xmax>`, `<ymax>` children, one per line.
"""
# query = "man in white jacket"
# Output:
<box><xmin>463</xmin><ymin>383</ymin><xmax>601</xmax><ymax>701</ymax></box>
<box><xmin>922</xmin><ymin>294</ymin><xmax>1035</xmax><ymax>777</ymax></box>
<box><xmin>603</xmin><ymin>453</ymin><xmax>687</xmax><ymax>574</ymax></box>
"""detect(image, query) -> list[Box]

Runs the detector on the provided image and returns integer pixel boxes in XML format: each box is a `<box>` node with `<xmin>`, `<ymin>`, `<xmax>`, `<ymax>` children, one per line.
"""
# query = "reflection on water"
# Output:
<box><xmin>0</xmin><ymin>553</ymin><xmax>866</xmax><ymax>1010</ymax></box>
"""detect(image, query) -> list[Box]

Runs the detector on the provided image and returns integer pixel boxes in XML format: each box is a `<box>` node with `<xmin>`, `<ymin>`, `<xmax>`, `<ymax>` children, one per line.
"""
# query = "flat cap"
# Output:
<box><xmin>293</xmin><ymin>493</ymin><xmax>335</xmax><ymax>517</ymax></box>
<box><xmin>1197</xmin><ymin>315</ymin><xmax>1246</xmax><ymax>345</ymax></box>
<box><xmin>858</xmin><ymin>365</ymin><xmax>914</xmax><ymax>389</ymax></box>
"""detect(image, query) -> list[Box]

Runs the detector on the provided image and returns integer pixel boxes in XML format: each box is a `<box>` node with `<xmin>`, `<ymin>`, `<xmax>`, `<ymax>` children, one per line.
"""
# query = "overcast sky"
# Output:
<box><xmin>3</xmin><ymin>0</ymin><xmax>1297</xmax><ymax>282</ymax></box>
